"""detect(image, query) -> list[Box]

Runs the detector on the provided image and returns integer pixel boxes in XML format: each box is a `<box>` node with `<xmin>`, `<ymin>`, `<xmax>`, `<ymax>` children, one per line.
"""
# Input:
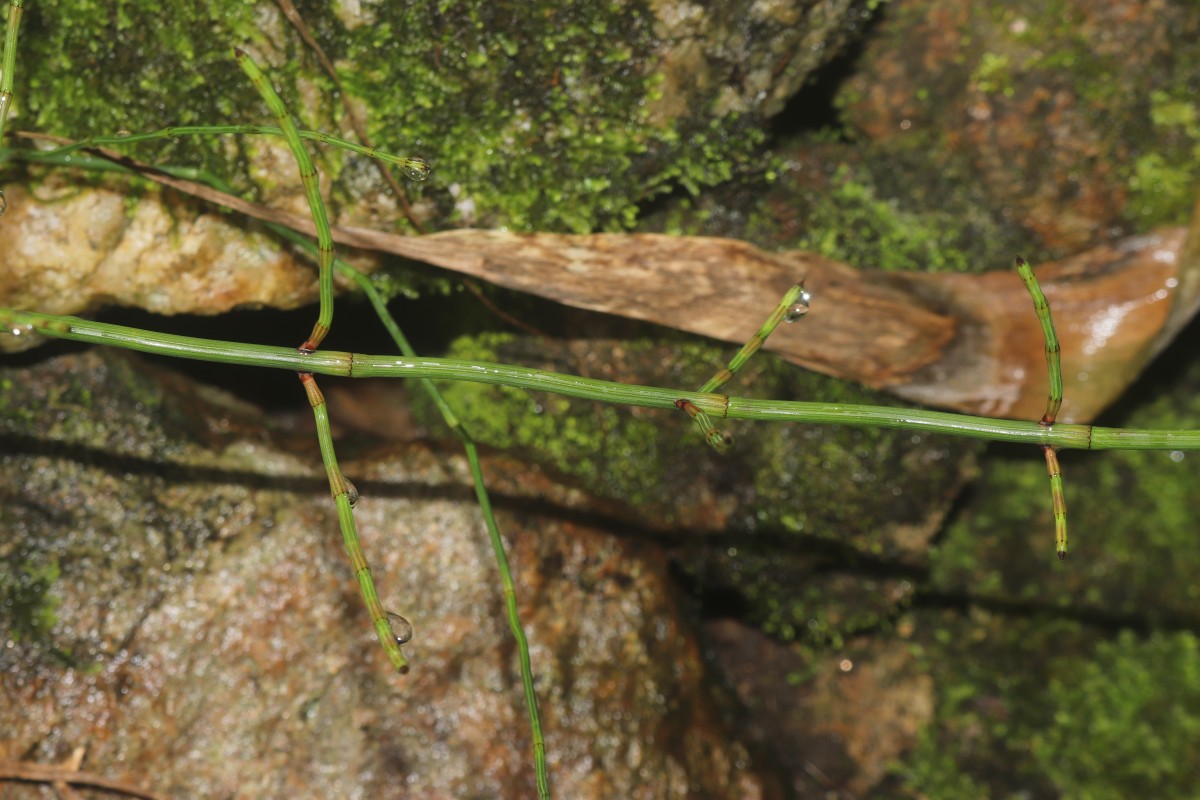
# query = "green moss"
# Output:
<box><xmin>1127</xmin><ymin>91</ymin><xmax>1200</xmax><ymax>225</ymax></box>
<box><xmin>0</xmin><ymin>555</ymin><xmax>63</xmax><ymax>643</ymax></box>
<box><xmin>1034</xmin><ymin>631</ymin><xmax>1200</xmax><ymax>798</ymax></box>
<box><xmin>643</xmin><ymin>138</ymin><xmax>1031</xmax><ymax>274</ymax></box>
<box><xmin>315</xmin><ymin>0</ymin><xmax>762</xmax><ymax>232</ymax></box>
<box><xmin>787</xmin><ymin>163</ymin><xmax>977</xmax><ymax>272</ymax></box>
<box><xmin>904</xmin><ymin>310</ymin><xmax>1200</xmax><ymax>795</ymax></box>
<box><xmin>23</xmin><ymin>0</ymin><xmax>269</xmax><ymax>184</ymax></box>
<box><xmin>21</xmin><ymin>1</ymin><xmax>764</xmax><ymax>234</ymax></box>
<box><xmin>900</xmin><ymin>728</ymin><xmax>990</xmax><ymax>800</ymax></box>
<box><xmin>896</xmin><ymin>614</ymin><xmax>1089</xmax><ymax>798</ymax></box>
<box><xmin>903</xmin><ymin>626</ymin><xmax>1200</xmax><ymax>798</ymax></box>
<box><xmin>829</xmin><ymin>0</ymin><xmax>1200</xmax><ymax>265</ymax></box>
<box><xmin>934</xmin><ymin>446</ymin><xmax>1200</xmax><ymax>612</ymax></box>
<box><xmin>970</xmin><ymin>52</ymin><xmax>1015</xmax><ymax>97</ymax></box>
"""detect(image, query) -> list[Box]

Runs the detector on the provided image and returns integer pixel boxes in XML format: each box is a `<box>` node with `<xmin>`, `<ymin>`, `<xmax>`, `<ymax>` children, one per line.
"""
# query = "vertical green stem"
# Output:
<box><xmin>0</xmin><ymin>0</ymin><xmax>25</xmax><ymax>216</ymax></box>
<box><xmin>300</xmin><ymin>372</ymin><xmax>409</xmax><ymax>672</ymax></box>
<box><xmin>240</xmin><ymin>164</ymin><xmax>550</xmax><ymax>795</ymax></box>
<box><xmin>1016</xmin><ymin>257</ymin><xmax>1063</xmax><ymax>425</ymax></box>
<box><xmin>1043</xmin><ymin>445</ymin><xmax>1068</xmax><ymax>559</ymax></box>
<box><xmin>232</xmin><ymin>51</ymin><xmax>418</xmax><ymax>673</ymax></box>
<box><xmin>234</xmin><ymin>48</ymin><xmax>333</xmax><ymax>352</ymax></box>
<box><xmin>347</xmin><ymin>264</ymin><xmax>549</xmax><ymax>798</ymax></box>
<box><xmin>465</xmin><ymin>443</ymin><xmax>550</xmax><ymax>799</ymax></box>
<box><xmin>0</xmin><ymin>0</ymin><xmax>22</xmax><ymax>139</ymax></box>
<box><xmin>1016</xmin><ymin>256</ymin><xmax>1069</xmax><ymax>560</ymax></box>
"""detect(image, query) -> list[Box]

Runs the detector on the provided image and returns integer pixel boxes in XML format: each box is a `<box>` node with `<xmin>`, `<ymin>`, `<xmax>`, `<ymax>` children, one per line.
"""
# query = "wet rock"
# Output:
<box><xmin>838</xmin><ymin>0</ymin><xmax>1200</xmax><ymax>251</ymax></box>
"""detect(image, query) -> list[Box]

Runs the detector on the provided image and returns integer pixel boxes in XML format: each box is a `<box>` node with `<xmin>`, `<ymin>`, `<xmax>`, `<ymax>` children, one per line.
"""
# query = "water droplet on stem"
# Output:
<box><xmin>784</xmin><ymin>289</ymin><xmax>812</xmax><ymax>322</ymax></box>
<box><xmin>402</xmin><ymin>157</ymin><xmax>431</xmax><ymax>182</ymax></box>
<box><xmin>386</xmin><ymin>611</ymin><xmax>413</xmax><ymax>645</ymax></box>
<box><xmin>343</xmin><ymin>477</ymin><xmax>359</xmax><ymax>507</ymax></box>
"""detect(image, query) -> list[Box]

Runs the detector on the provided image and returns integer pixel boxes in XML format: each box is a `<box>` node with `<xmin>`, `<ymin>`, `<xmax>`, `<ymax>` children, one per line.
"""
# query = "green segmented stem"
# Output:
<box><xmin>1016</xmin><ymin>256</ymin><xmax>1069</xmax><ymax>561</ymax></box>
<box><xmin>1043</xmin><ymin>445</ymin><xmax>1068</xmax><ymax>560</ymax></box>
<box><xmin>696</xmin><ymin>283</ymin><xmax>809</xmax><ymax>394</ymax></box>
<box><xmin>0</xmin><ymin>0</ymin><xmax>22</xmax><ymax>142</ymax></box>
<box><xmin>3</xmin><ymin>25</ymin><xmax>545</xmax><ymax>797</ymax></box>
<box><xmin>231</xmin><ymin>49</ymin><xmax>420</xmax><ymax>673</ymax></box>
<box><xmin>275</xmin><ymin>224</ymin><xmax>549</xmax><ymax>798</ymax></box>
<box><xmin>675</xmin><ymin>399</ymin><xmax>732</xmax><ymax>453</ymax></box>
<box><xmin>683</xmin><ymin>282</ymin><xmax>809</xmax><ymax>451</ymax></box>
<box><xmin>0</xmin><ymin>0</ymin><xmax>24</xmax><ymax>218</ymax></box>
<box><xmin>300</xmin><ymin>372</ymin><xmax>409</xmax><ymax>671</ymax></box>
<box><xmin>234</xmin><ymin>48</ymin><xmax>333</xmax><ymax>352</ymax></box>
<box><xmin>9</xmin><ymin>308</ymin><xmax>1199</xmax><ymax>452</ymax></box>
<box><xmin>33</xmin><ymin>124</ymin><xmax>430</xmax><ymax>179</ymax></box>
<box><xmin>183</xmin><ymin>122</ymin><xmax>547</xmax><ymax>790</ymax></box>
<box><xmin>1016</xmin><ymin>257</ymin><xmax>1063</xmax><ymax>425</ymax></box>
<box><xmin>11</xmin><ymin>131</ymin><xmax>547</xmax><ymax>786</ymax></box>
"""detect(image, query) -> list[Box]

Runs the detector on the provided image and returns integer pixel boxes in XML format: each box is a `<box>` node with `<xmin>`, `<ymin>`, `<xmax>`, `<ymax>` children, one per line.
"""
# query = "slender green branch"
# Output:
<box><xmin>0</xmin><ymin>0</ymin><xmax>25</xmax><ymax>216</ymax></box>
<box><xmin>464</xmin><ymin>442</ymin><xmax>549</xmax><ymax>799</ymax></box>
<box><xmin>224</xmin><ymin>52</ymin><xmax>429</xmax><ymax>706</ymax></box>
<box><xmin>1017</xmin><ymin>256</ymin><xmax>1069</xmax><ymax>560</ymax></box>
<box><xmin>198</xmin><ymin>123</ymin><xmax>549</xmax><ymax>792</ymax></box>
<box><xmin>676</xmin><ymin>398</ymin><xmax>732</xmax><ymax>453</ymax></box>
<box><xmin>234</xmin><ymin>48</ymin><xmax>334</xmax><ymax>352</ymax></box>
<box><xmin>1043</xmin><ymin>445</ymin><xmax>1068</xmax><ymax>558</ymax></box>
<box><xmin>6</xmin><ymin>308</ymin><xmax>1200</xmax><ymax>452</ymax></box>
<box><xmin>682</xmin><ymin>282</ymin><xmax>810</xmax><ymax>451</ymax></box>
<box><xmin>0</xmin><ymin>0</ymin><xmax>21</xmax><ymax>141</ymax></box>
<box><xmin>280</xmin><ymin>223</ymin><xmax>550</xmax><ymax>798</ymax></box>
<box><xmin>696</xmin><ymin>283</ymin><xmax>810</xmax><ymax>395</ymax></box>
<box><xmin>18</xmin><ymin>124</ymin><xmax>430</xmax><ymax>180</ymax></box>
<box><xmin>1016</xmin><ymin>257</ymin><xmax>1063</xmax><ymax>426</ymax></box>
<box><xmin>300</xmin><ymin>372</ymin><xmax>410</xmax><ymax>672</ymax></box>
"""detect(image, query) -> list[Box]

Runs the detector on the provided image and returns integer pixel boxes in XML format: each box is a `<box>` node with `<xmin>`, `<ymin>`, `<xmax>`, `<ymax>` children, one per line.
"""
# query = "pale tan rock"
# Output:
<box><xmin>0</xmin><ymin>182</ymin><xmax>317</xmax><ymax>320</ymax></box>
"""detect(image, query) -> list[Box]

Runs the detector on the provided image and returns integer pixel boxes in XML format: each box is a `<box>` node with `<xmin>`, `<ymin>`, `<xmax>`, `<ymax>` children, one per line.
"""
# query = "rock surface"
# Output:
<box><xmin>0</xmin><ymin>349</ymin><xmax>777</xmax><ymax>799</ymax></box>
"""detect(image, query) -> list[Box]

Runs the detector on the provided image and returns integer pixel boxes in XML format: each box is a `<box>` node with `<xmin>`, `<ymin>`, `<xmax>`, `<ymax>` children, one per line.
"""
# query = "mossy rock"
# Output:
<box><xmin>17</xmin><ymin>0</ymin><xmax>863</xmax><ymax>234</ymax></box>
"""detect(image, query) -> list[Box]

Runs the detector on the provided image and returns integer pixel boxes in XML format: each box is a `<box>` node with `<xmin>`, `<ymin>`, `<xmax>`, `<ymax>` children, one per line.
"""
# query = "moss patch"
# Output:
<box><xmin>19</xmin><ymin>1</ymin><xmax>767</xmax><ymax>234</ymax></box>
<box><xmin>0</xmin><ymin>550</ymin><xmax>63</xmax><ymax>645</ymax></box>
<box><xmin>898</xmin><ymin>324</ymin><xmax>1200</xmax><ymax>794</ymax></box>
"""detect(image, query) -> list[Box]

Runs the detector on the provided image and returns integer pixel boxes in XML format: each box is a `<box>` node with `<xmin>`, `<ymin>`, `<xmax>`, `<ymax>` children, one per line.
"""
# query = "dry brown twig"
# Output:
<box><xmin>0</xmin><ymin>758</ymin><xmax>174</xmax><ymax>800</ymax></box>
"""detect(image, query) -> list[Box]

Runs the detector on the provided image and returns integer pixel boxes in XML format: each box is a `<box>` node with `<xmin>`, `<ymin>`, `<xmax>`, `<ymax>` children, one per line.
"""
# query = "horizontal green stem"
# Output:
<box><xmin>5</xmin><ymin>308</ymin><xmax>1200</xmax><ymax>451</ymax></box>
<box><xmin>18</xmin><ymin>124</ymin><xmax>429</xmax><ymax>177</ymax></box>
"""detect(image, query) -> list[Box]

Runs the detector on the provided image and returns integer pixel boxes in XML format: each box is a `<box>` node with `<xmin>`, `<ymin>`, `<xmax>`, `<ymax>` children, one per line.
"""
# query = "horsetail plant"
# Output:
<box><xmin>4</xmin><ymin>9</ymin><xmax>1200</xmax><ymax>796</ymax></box>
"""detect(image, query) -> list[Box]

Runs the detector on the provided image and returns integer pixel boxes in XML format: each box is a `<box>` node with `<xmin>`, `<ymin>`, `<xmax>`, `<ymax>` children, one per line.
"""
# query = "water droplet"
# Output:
<box><xmin>0</xmin><ymin>190</ymin><xmax>7</xmax><ymax>216</ymax></box>
<box><xmin>402</xmin><ymin>157</ymin><xmax>431</xmax><ymax>182</ymax></box>
<box><xmin>386</xmin><ymin>611</ymin><xmax>413</xmax><ymax>645</ymax></box>
<box><xmin>343</xmin><ymin>477</ymin><xmax>359</xmax><ymax>507</ymax></box>
<box><xmin>784</xmin><ymin>289</ymin><xmax>812</xmax><ymax>322</ymax></box>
